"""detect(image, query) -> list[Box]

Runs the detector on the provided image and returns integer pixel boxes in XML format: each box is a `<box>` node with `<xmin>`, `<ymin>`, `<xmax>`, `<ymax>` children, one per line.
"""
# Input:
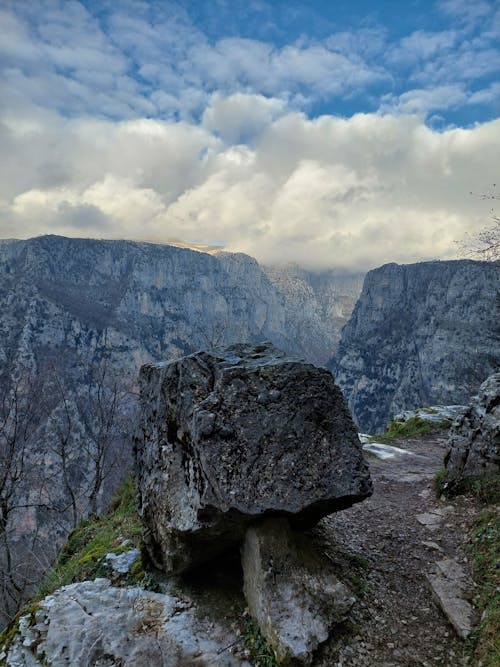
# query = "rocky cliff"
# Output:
<box><xmin>331</xmin><ymin>260</ymin><xmax>500</xmax><ymax>433</ymax></box>
<box><xmin>262</xmin><ymin>264</ymin><xmax>364</xmax><ymax>359</ymax></box>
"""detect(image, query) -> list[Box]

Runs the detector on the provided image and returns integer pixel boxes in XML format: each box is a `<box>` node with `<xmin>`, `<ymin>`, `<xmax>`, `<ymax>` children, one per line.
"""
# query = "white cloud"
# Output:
<box><xmin>380</xmin><ymin>85</ymin><xmax>467</xmax><ymax>116</ymax></box>
<box><xmin>1</xmin><ymin>96</ymin><xmax>499</xmax><ymax>270</ymax></box>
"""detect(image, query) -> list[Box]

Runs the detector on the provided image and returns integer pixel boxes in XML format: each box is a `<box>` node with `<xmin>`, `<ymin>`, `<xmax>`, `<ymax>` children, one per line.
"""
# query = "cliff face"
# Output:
<box><xmin>331</xmin><ymin>260</ymin><xmax>500</xmax><ymax>434</ymax></box>
<box><xmin>0</xmin><ymin>236</ymin><xmax>295</xmax><ymax>374</ymax></box>
<box><xmin>261</xmin><ymin>264</ymin><xmax>364</xmax><ymax>360</ymax></box>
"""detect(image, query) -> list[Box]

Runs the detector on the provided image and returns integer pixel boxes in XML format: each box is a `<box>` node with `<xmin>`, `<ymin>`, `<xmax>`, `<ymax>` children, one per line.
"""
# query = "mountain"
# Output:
<box><xmin>331</xmin><ymin>260</ymin><xmax>500</xmax><ymax>434</ymax></box>
<box><xmin>261</xmin><ymin>263</ymin><xmax>364</xmax><ymax>360</ymax></box>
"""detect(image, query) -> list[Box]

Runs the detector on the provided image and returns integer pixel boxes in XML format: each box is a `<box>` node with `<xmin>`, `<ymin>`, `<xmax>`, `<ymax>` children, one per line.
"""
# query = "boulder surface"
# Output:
<box><xmin>3</xmin><ymin>579</ymin><xmax>243</xmax><ymax>666</ymax></box>
<box><xmin>444</xmin><ymin>373</ymin><xmax>500</xmax><ymax>486</ymax></box>
<box><xmin>135</xmin><ymin>342</ymin><xmax>372</xmax><ymax>574</ymax></box>
<box><xmin>242</xmin><ymin>518</ymin><xmax>355</xmax><ymax>665</ymax></box>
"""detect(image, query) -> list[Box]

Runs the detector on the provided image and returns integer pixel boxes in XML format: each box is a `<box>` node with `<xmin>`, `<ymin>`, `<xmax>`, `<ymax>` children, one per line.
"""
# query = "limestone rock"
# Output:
<box><xmin>426</xmin><ymin>559</ymin><xmax>475</xmax><ymax>639</ymax></box>
<box><xmin>135</xmin><ymin>342</ymin><xmax>372</xmax><ymax>574</ymax></box>
<box><xmin>242</xmin><ymin>518</ymin><xmax>355</xmax><ymax>665</ymax></box>
<box><xmin>444</xmin><ymin>373</ymin><xmax>500</xmax><ymax>486</ymax></box>
<box><xmin>331</xmin><ymin>260</ymin><xmax>500</xmax><ymax>433</ymax></box>
<box><xmin>4</xmin><ymin>579</ymin><xmax>243</xmax><ymax>666</ymax></box>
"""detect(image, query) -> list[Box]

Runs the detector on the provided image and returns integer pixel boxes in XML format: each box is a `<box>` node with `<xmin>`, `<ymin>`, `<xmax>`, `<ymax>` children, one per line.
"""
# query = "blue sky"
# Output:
<box><xmin>0</xmin><ymin>0</ymin><xmax>499</xmax><ymax>269</ymax></box>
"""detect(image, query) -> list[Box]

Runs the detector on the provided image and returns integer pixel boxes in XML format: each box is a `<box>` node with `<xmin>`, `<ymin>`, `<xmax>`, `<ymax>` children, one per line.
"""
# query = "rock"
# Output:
<box><xmin>393</xmin><ymin>405</ymin><xmax>467</xmax><ymax>425</ymax></box>
<box><xmin>5</xmin><ymin>579</ymin><xmax>243</xmax><ymax>666</ymax></box>
<box><xmin>416</xmin><ymin>512</ymin><xmax>444</xmax><ymax>530</ymax></box>
<box><xmin>135</xmin><ymin>342</ymin><xmax>372</xmax><ymax>574</ymax></box>
<box><xmin>105</xmin><ymin>548</ymin><xmax>141</xmax><ymax>574</ymax></box>
<box><xmin>444</xmin><ymin>373</ymin><xmax>500</xmax><ymax>487</ymax></box>
<box><xmin>426</xmin><ymin>559</ymin><xmax>475</xmax><ymax>639</ymax></box>
<box><xmin>331</xmin><ymin>260</ymin><xmax>500</xmax><ymax>433</ymax></box>
<box><xmin>241</xmin><ymin>518</ymin><xmax>355</xmax><ymax>665</ymax></box>
<box><xmin>362</xmin><ymin>442</ymin><xmax>417</xmax><ymax>460</ymax></box>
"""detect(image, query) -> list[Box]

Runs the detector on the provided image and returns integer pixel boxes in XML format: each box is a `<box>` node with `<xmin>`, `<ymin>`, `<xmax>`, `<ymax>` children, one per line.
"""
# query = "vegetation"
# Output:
<box><xmin>0</xmin><ymin>476</ymin><xmax>146</xmax><ymax>650</ymax></box>
<box><xmin>243</xmin><ymin>619</ymin><xmax>278</xmax><ymax>667</ymax></box>
<box><xmin>37</xmin><ymin>475</ymin><xmax>145</xmax><ymax>598</ymax></box>
<box><xmin>434</xmin><ymin>471</ymin><xmax>499</xmax><ymax>666</ymax></box>
<box><xmin>380</xmin><ymin>415</ymin><xmax>451</xmax><ymax>441</ymax></box>
<box><xmin>458</xmin><ymin>185</ymin><xmax>500</xmax><ymax>261</ymax></box>
<box><xmin>435</xmin><ymin>471</ymin><xmax>500</xmax><ymax>505</ymax></box>
<box><xmin>468</xmin><ymin>509</ymin><xmax>500</xmax><ymax>667</ymax></box>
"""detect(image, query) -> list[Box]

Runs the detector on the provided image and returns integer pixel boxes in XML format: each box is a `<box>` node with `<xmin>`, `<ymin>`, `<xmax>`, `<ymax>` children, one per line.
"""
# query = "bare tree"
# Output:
<box><xmin>458</xmin><ymin>185</ymin><xmax>500</xmax><ymax>260</ymax></box>
<box><xmin>0</xmin><ymin>371</ymin><xmax>50</xmax><ymax>623</ymax></box>
<box><xmin>75</xmin><ymin>357</ymin><xmax>134</xmax><ymax>516</ymax></box>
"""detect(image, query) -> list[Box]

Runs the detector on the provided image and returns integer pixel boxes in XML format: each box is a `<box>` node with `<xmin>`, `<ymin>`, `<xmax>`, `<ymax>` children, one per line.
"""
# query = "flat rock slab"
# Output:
<box><xmin>135</xmin><ymin>342</ymin><xmax>372</xmax><ymax>573</ymax></box>
<box><xmin>242</xmin><ymin>518</ymin><xmax>355</xmax><ymax>665</ymax></box>
<box><xmin>416</xmin><ymin>511</ymin><xmax>444</xmax><ymax>530</ymax></box>
<box><xmin>4</xmin><ymin>579</ymin><xmax>244</xmax><ymax>666</ymax></box>
<box><xmin>426</xmin><ymin>559</ymin><xmax>475</xmax><ymax>639</ymax></box>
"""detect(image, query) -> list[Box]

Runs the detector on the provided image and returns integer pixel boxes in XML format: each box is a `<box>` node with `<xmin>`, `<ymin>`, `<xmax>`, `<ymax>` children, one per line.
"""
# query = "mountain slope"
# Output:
<box><xmin>331</xmin><ymin>260</ymin><xmax>500</xmax><ymax>433</ymax></box>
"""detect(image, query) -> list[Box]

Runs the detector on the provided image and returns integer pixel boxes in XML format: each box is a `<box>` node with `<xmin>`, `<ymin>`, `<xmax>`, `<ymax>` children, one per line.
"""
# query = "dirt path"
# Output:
<box><xmin>315</xmin><ymin>433</ymin><xmax>478</xmax><ymax>667</ymax></box>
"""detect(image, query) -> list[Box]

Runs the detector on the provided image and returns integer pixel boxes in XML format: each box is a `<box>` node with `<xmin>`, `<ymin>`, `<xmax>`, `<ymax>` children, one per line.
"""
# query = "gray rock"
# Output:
<box><xmin>393</xmin><ymin>405</ymin><xmax>467</xmax><ymax>424</ymax></box>
<box><xmin>105</xmin><ymin>548</ymin><xmax>141</xmax><ymax>575</ymax></box>
<box><xmin>5</xmin><ymin>579</ymin><xmax>243</xmax><ymax>666</ymax></box>
<box><xmin>242</xmin><ymin>518</ymin><xmax>355</xmax><ymax>665</ymax></box>
<box><xmin>426</xmin><ymin>559</ymin><xmax>475</xmax><ymax>639</ymax></box>
<box><xmin>444</xmin><ymin>373</ymin><xmax>500</xmax><ymax>486</ymax></box>
<box><xmin>331</xmin><ymin>260</ymin><xmax>500</xmax><ymax>433</ymax></box>
<box><xmin>135</xmin><ymin>342</ymin><xmax>372</xmax><ymax>574</ymax></box>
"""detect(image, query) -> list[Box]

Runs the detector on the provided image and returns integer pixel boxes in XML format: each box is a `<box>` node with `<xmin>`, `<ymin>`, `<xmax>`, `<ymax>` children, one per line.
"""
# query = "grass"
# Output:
<box><xmin>37</xmin><ymin>475</ymin><xmax>145</xmax><ymax>598</ymax></box>
<box><xmin>243</xmin><ymin>619</ymin><xmax>279</xmax><ymax>667</ymax></box>
<box><xmin>0</xmin><ymin>476</ymin><xmax>148</xmax><ymax>653</ymax></box>
<box><xmin>435</xmin><ymin>471</ymin><xmax>500</xmax><ymax>505</ymax></box>
<box><xmin>380</xmin><ymin>415</ymin><xmax>452</xmax><ymax>441</ymax></box>
<box><xmin>468</xmin><ymin>508</ymin><xmax>500</xmax><ymax>667</ymax></box>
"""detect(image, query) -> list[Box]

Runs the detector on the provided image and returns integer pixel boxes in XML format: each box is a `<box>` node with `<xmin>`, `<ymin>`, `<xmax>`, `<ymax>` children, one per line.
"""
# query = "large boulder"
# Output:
<box><xmin>242</xmin><ymin>518</ymin><xmax>355</xmax><ymax>665</ymax></box>
<box><xmin>444</xmin><ymin>373</ymin><xmax>500</xmax><ymax>487</ymax></box>
<box><xmin>134</xmin><ymin>342</ymin><xmax>372</xmax><ymax>574</ymax></box>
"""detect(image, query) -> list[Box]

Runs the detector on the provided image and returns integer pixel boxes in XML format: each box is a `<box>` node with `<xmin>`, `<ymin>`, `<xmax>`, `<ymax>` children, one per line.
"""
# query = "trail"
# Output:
<box><xmin>316</xmin><ymin>433</ymin><xmax>477</xmax><ymax>667</ymax></box>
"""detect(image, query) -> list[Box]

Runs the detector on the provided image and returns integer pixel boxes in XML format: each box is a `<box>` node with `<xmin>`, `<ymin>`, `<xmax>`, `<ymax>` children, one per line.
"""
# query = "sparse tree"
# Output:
<box><xmin>458</xmin><ymin>185</ymin><xmax>500</xmax><ymax>260</ymax></box>
<box><xmin>0</xmin><ymin>371</ymin><xmax>50</xmax><ymax>623</ymax></box>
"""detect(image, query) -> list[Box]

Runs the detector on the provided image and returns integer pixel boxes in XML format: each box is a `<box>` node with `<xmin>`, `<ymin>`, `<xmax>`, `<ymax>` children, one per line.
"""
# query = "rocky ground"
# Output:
<box><xmin>315</xmin><ymin>432</ymin><xmax>478</xmax><ymax>667</ymax></box>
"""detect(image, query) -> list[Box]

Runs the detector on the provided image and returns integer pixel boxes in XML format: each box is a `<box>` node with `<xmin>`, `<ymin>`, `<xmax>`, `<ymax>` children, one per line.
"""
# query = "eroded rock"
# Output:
<box><xmin>242</xmin><ymin>518</ymin><xmax>355</xmax><ymax>665</ymax></box>
<box><xmin>426</xmin><ymin>559</ymin><xmax>475</xmax><ymax>639</ymax></box>
<box><xmin>4</xmin><ymin>579</ymin><xmax>243</xmax><ymax>666</ymax></box>
<box><xmin>444</xmin><ymin>373</ymin><xmax>500</xmax><ymax>487</ymax></box>
<box><xmin>135</xmin><ymin>342</ymin><xmax>371</xmax><ymax>574</ymax></box>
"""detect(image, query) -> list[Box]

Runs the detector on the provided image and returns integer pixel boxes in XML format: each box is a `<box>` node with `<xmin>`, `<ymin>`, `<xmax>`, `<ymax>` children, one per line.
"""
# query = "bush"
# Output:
<box><xmin>468</xmin><ymin>509</ymin><xmax>500</xmax><ymax>666</ymax></box>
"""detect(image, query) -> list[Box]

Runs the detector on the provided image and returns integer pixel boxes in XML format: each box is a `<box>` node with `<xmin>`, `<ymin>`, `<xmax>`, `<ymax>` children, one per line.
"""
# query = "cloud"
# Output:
<box><xmin>380</xmin><ymin>85</ymin><xmax>468</xmax><ymax>116</ymax></box>
<box><xmin>1</xmin><ymin>95</ymin><xmax>498</xmax><ymax>270</ymax></box>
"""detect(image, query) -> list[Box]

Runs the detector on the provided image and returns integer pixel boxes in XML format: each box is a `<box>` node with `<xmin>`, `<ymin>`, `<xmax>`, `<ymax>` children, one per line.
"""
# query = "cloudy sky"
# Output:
<box><xmin>0</xmin><ymin>0</ymin><xmax>499</xmax><ymax>270</ymax></box>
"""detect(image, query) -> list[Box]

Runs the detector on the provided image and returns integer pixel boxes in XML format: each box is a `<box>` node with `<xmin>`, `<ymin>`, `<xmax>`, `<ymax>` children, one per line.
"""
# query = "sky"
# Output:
<box><xmin>0</xmin><ymin>0</ymin><xmax>499</xmax><ymax>270</ymax></box>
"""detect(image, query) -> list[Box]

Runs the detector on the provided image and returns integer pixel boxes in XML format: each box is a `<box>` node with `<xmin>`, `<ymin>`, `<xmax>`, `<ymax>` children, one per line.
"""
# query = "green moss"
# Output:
<box><xmin>0</xmin><ymin>476</ymin><xmax>144</xmax><ymax>654</ymax></box>
<box><xmin>434</xmin><ymin>468</ymin><xmax>449</xmax><ymax>496</ymax></box>
<box><xmin>381</xmin><ymin>415</ymin><xmax>452</xmax><ymax>441</ymax></box>
<box><xmin>243</xmin><ymin>619</ymin><xmax>279</xmax><ymax>666</ymax></box>
<box><xmin>468</xmin><ymin>509</ymin><xmax>500</xmax><ymax>667</ymax></box>
<box><xmin>435</xmin><ymin>471</ymin><xmax>500</xmax><ymax>504</ymax></box>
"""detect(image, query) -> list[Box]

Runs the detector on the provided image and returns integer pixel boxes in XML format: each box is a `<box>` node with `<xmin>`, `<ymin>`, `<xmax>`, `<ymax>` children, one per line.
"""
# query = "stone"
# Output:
<box><xmin>444</xmin><ymin>373</ymin><xmax>500</xmax><ymax>487</ymax></box>
<box><xmin>241</xmin><ymin>518</ymin><xmax>355</xmax><ymax>665</ymax></box>
<box><xmin>416</xmin><ymin>512</ymin><xmax>444</xmax><ymax>530</ymax></box>
<box><xmin>105</xmin><ymin>548</ymin><xmax>141</xmax><ymax>575</ymax></box>
<box><xmin>4</xmin><ymin>579</ymin><xmax>243</xmax><ymax>666</ymax></box>
<box><xmin>135</xmin><ymin>342</ymin><xmax>372</xmax><ymax>574</ymax></box>
<box><xmin>426</xmin><ymin>559</ymin><xmax>475</xmax><ymax>639</ymax></box>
